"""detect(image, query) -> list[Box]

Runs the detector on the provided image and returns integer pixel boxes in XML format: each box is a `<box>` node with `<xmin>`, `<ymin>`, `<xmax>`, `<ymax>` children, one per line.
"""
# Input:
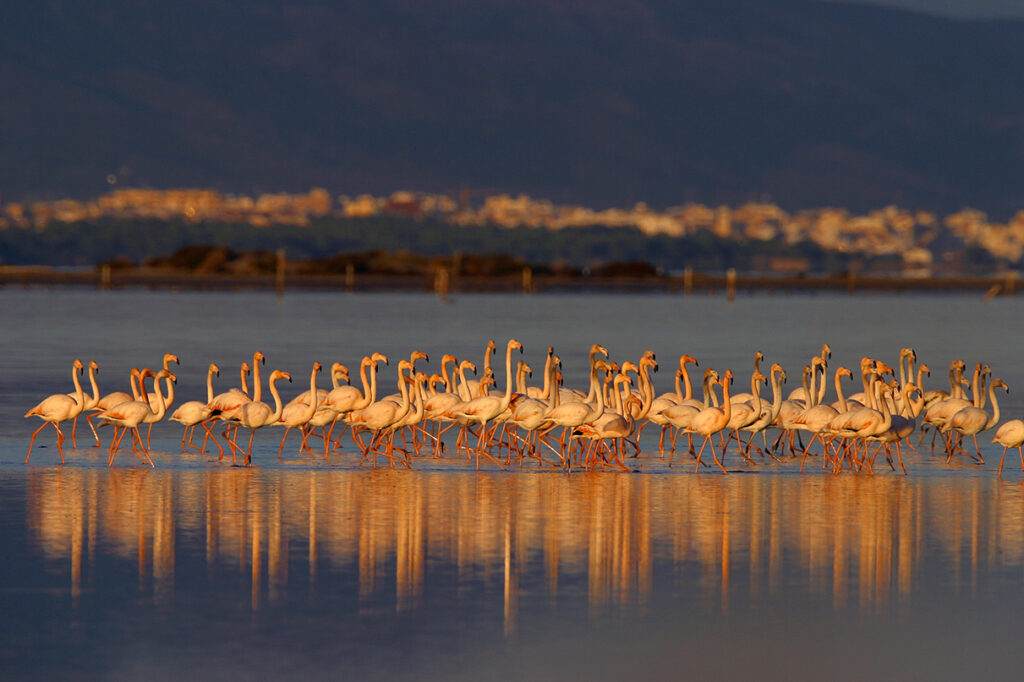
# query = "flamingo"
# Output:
<box><xmin>348</xmin><ymin>360</ymin><xmax>415</xmax><ymax>467</ymax></box>
<box><xmin>276</xmin><ymin>362</ymin><xmax>322</xmax><ymax>458</ymax></box>
<box><xmin>86</xmin><ymin>367</ymin><xmax>143</xmax><ymax>446</ymax></box>
<box><xmin>169</xmin><ymin>363</ymin><xmax>223</xmax><ymax>456</ymax></box>
<box><xmin>690</xmin><ymin>369</ymin><xmax>734</xmax><ymax>474</ymax></box>
<box><xmin>101</xmin><ymin>369</ymin><xmax>176</xmax><ymax>467</ymax></box>
<box><xmin>538</xmin><ymin>345</ymin><xmax>608</xmax><ymax>468</ymax></box>
<box><xmin>943</xmin><ymin>378</ymin><xmax>1007</xmax><ymax>463</ymax></box>
<box><xmin>25</xmin><ymin>358</ymin><xmax>86</xmax><ymax>463</ymax></box>
<box><xmin>453</xmin><ymin>339</ymin><xmax>523</xmax><ymax>469</ymax></box>
<box><xmin>223</xmin><ymin>368</ymin><xmax>291</xmax><ymax>466</ymax></box>
<box><xmin>462</xmin><ymin>339</ymin><xmax>496</xmax><ymax>400</ymax></box>
<box><xmin>993</xmin><ymin>419</ymin><xmax>1024</xmax><ymax>477</ymax></box>
<box><xmin>67</xmin><ymin>360</ymin><xmax>100</xmax><ymax>448</ymax></box>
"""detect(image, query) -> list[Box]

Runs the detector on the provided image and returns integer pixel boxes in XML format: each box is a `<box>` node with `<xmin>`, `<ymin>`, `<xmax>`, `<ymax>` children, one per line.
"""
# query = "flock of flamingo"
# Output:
<box><xmin>23</xmin><ymin>342</ymin><xmax>1024</xmax><ymax>476</ymax></box>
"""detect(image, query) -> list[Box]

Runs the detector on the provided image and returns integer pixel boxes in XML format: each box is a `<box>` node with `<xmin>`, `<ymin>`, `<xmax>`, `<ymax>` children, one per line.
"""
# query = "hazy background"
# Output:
<box><xmin>2</xmin><ymin>0</ymin><xmax>1023</xmax><ymax>215</ymax></box>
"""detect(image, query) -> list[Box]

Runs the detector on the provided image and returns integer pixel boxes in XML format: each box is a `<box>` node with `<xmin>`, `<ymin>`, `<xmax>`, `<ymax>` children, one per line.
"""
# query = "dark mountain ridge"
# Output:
<box><xmin>1</xmin><ymin>1</ymin><xmax>1022</xmax><ymax>215</ymax></box>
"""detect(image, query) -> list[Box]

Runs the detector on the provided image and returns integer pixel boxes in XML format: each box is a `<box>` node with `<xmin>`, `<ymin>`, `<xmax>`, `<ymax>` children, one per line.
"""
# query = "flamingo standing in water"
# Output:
<box><xmin>101</xmin><ymin>369</ymin><xmax>176</xmax><ymax>467</ymax></box>
<box><xmin>276</xmin><ymin>362</ymin><xmax>322</xmax><ymax>458</ymax></box>
<box><xmin>943</xmin><ymin>378</ymin><xmax>1007</xmax><ymax>463</ymax></box>
<box><xmin>454</xmin><ymin>339</ymin><xmax>523</xmax><ymax>469</ymax></box>
<box><xmin>169</xmin><ymin>363</ymin><xmax>223</xmax><ymax>456</ymax></box>
<box><xmin>689</xmin><ymin>369</ymin><xmax>733</xmax><ymax>474</ymax></box>
<box><xmin>67</xmin><ymin>360</ymin><xmax>100</xmax><ymax>448</ymax></box>
<box><xmin>993</xmin><ymin>419</ymin><xmax>1024</xmax><ymax>477</ymax></box>
<box><xmin>25</xmin><ymin>359</ymin><xmax>86</xmax><ymax>463</ymax></box>
<box><xmin>224</xmin><ymin>369</ymin><xmax>291</xmax><ymax>466</ymax></box>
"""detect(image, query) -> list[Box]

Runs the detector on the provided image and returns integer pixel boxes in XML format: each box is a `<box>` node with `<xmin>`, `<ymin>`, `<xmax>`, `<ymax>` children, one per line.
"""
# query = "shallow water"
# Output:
<box><xmin>3</xmin><ymin>288</ymin><xmax>1024</xmax><ymax>679</ymax></box>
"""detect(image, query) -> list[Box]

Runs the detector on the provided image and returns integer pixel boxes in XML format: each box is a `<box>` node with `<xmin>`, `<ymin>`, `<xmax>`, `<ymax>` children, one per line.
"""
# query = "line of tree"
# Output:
<box><xmin>0</xmin><ymin>215</ymin><xmax>886</xmax><ymax>273</ymax></box>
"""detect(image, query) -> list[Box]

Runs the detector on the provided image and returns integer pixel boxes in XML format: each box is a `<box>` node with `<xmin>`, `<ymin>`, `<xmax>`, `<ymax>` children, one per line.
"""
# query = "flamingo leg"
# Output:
<box><xmin>25</xmin><ymin>422</ymin><xmax>50</xmax><ymax>463</ymax></box>
<box><xmin>277</xmin><ymin>427</ymin><xmax>291</xmax><ymax>459</ymax></box>
<box><xmin>86</xmin><ymin>413</ymin><xmax>102</xmax><ymax>447</ymax></box>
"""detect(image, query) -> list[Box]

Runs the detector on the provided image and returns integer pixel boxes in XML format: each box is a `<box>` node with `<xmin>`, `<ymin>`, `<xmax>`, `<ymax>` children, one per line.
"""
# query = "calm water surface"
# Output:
<box><xmin>3</xmin><ymin>288</ymin><xmax>1024</xmax><ymax>680</ymax></box>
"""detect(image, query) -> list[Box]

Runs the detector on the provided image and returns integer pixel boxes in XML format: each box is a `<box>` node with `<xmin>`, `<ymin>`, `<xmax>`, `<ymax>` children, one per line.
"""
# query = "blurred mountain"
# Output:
<box><xmin>2</xmin><ymin>1</ymin><xmax>1023</xmax><ymax>215</ymax></box>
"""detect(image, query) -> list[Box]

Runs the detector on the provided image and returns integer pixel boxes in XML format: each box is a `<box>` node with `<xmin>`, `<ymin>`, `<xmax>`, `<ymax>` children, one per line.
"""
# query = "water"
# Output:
<box><xmin>3</xmin><ymin>288</ymin><xmax>1024</xmax><ymax>679</ymax></box>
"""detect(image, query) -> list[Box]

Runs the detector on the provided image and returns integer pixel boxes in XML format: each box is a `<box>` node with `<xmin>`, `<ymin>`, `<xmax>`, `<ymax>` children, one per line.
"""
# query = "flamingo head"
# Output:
<box><xmin>462</xmin><ymin>360</ymin><xmax>477</xmax><ymax>375</ymax></box>
<box><xmin>441</xmin><ymin>353</ymin><xmax>457</xmax><ymax>366</ymax></box>
<box><xmin>642</xmin><ymin>349</ymin><xmax>656</xmax><ymax>362</ymax></box>
<box><xmin>210</xmin><ymin>363</ymin><xmax>220</xmax><ymax>376</ymax></box>
<box><xmin>723</xmin><ymin>369</ymin><xmax>734</xmax><ymax>385</ymax></box>
<box><xmin>521</xmin><ymin>362</ymin><xmax>533</xmax><ymax>377</ymax></box>
<box><xmin>875</xmin><ymin>361</ymin><xmax>895</xmax><ymax>376</ymax></box>
<box><xmin>992</xmin><ymin>378</ymin><xmax>1009</xmax><ymax>394</ymax></box>
<box><xmin>410</xmin><ymin>350</ymin><xmax>428</xmax><ymax>364</ymax></box>
<box><xmin>821</xmin><ymin>343</ymin><xmax>832</xmax><ymax>360</ymax></box>
<box><xmin>312</xmin><ymin>361</ymin><xmax>322</xmax><ymax>373</ymax></box>
<box><xmin>372</xmin><ymin>353</ymin><xmax>389</xmax><ymax>366</ymax></box>
<box><xmin>681</xmin><ymin>354</ymin><xmax>698</xmax><ymax>368</ymax></box>
<box><xmin>156</xmin><ymin>369</ymin><xmax>177</xmax><ymax>383</ymax></box>
<box><xmin>270</xmin><ymin>370</ymin><xmax>291</xmax><ymax>383</ymax></box>
<box><xmin>837</xmin><ymin>367</ymin><xmax>853</xmax><ymax>380</ymax></box>
<box><xmin>919</xmin><ymin>363</ymin><xmax>930</xmax><ymax>377</ymax></box>
<box><xmin>241</xmin><ymin>362</ymin><xmax>251</xmax><ymax>375</ymax></box>
<box><xmin>89</xmin><ymin>360</ymin><xmax>99</xmax><ymax>372</ymax></box>
<box><xmin>254</xmin><ymin>352</ymin><xmax>265</xmax><ymax>366</ymax></box>
<box><xmin>591</xmin><ymin>344</ymin><xmax>609</xmax><ymax>358</ymax></box>
<box><xmin>509</xmin><ymin>339</ymin><xmax>523</xmax><ymax>354</ymax></box>
<box><xmin>73</xmin><ymin>358</ymin><xmax>84</xmax><ymax>373</ymax></box>
<box><xmin>164</xmin><ymin>353</ymin><xmax>180</xmax><ymax>367</ymax></box>
<box><xmin>487</xmin><ymin>339</ymin><xmax>497</xmax><ymax>353</ymax></box>
<box><xmin>620</xmin><ymin>361</ymin><xmax>638</xmax><ymax>375</ymax></box>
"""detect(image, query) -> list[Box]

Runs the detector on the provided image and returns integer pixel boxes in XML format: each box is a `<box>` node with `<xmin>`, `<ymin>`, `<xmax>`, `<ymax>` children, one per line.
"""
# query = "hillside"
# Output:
<box><xmin>2</xmin><ymin>1</ymin><xmax>1023</xmax><ymax>214</ymax></box>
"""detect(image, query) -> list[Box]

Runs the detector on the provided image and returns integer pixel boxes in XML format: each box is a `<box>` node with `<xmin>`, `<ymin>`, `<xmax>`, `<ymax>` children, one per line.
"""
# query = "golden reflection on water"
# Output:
<box><xmin>25</xmin><ymin>470</ymin><xmax>1024</xmax><ymax>626</ymax></box>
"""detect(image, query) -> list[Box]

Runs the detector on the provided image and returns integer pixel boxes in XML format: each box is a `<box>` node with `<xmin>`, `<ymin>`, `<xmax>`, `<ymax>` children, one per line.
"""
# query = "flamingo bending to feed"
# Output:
<box><xmin>25</xmin><ymin>359</ymin><xmax>86</xmax><ymax>463</ymax></box>
<box><xmin>993</xmin><ymin>419</ymin><xmax>1024</xmax><ymax>477</ymax></box>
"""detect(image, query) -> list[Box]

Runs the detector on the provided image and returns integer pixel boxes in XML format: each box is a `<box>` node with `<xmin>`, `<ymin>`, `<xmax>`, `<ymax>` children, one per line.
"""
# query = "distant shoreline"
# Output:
<box><xmin>1</xmin><ymin>265</ymin><xmax>1017</xmax><ymax>296</ymax></box>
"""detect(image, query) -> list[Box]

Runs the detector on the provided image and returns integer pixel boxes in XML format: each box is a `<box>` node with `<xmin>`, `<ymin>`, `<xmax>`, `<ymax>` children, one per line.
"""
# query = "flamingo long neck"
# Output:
<box><xmin>769</xmin><ymin>370</ymin><xmax>784</xmax><ymax>421</ymax></box>
<box><xmin>83</xmin><ymin>365</ymin><xmax>99</xmax><ymax>408</ymax></box>
<box><xmin>986</xmin><ymin>383</ymin><xmax>1002</xmax><ymax>429</ymax></box>
<box><xmin>239</xmin><ymin>365</ymin><xmax>250</xmax><ymax>398</ymax></box>
<box><xmin>252</xmin><ymin>355</ymin><xmax>263</xmax><ymax>403</ymax></box>
<box><xmin>302</xmin><ymin>367</ymin><xmax>319</xmax><ymax>421</ymax></box>
<box><xmin>409</xmin><ymin>378</ymin><xmax>426</xmax><ymax>424</ymax></box>
<box><xmin>363</xmin><ymin>362</ymin><xmax>379</xmax><ymax>407</ymax></box>
<box><xmin>749</xmin><ymin>376</ymin><xmax>762</xmax><ymax>417</ymax></box>
<box><xmin>206</xmin><ymin>366</ymin><xmax>217</xmax><ymax>404</ymax></box>
<box><xmin>393</xmin><ymin>373</ymin><xmax>412</xmax><ymax>422</ymax></box>
<box><xmin>331</xmin><ymin>368</ymin><xmax>343</xmax><ymax>391</ymax></box>
<box><xmin>637</xmin><ymin>365</ymin><xmax>655</xmax><ymax>418</ymax></box>
<box><xmin>268</xmin><ymin>376</ymin><xmax>285</xmax><ymax>422</ymax></box>
<box><xmin>720</xmin><ymin>378</ymin><xmax>732</xmax><ymax>423</ymax></box>
<box><xmin>130</xmin><ymin>369</ymin><xmax>142</xmax><ymax>400</ymax></box>
<box><xmin>970</xmin><ymin>366</ymin><xmax>982</xmax><ymax>407</ymax></box>
<box><xmin>162</xmin><ymin>375</ymin><xmax>175</xmax><ymax>410</ymax></box>
<box><xmin>138</xmin><ymin>371</ymin><xmax>151</xmax><ymax>405</ymax></box>
<box><xmin>949</xmin><ymin>364</ymin><xmax>961</xmax><ymax>399</ymax></box>
<box><xmin>357</xmin><ymin>359</ymin><xmax>372</xmax><ymax>404</ymax></box>
<box><xmin>801</xmin><ymin>366</ymin><xmax>812</xmax><ymax>405</ymax></box>
<box><xmin>673</xmin><ymin>368</ymin><xmax>683</xmax><ymax>401</ymax></box>
<box><xmin>978</xmin><ymin>370</ymin><xmax>990</xmax><ymax>409</ymax></box>
<box><xmin>681</xmin><ymin>362</ymin><xmax>694</xmax><ymax>401</ymax></box>
<box><xmin>498</xmin><ymin>343</ymin><xmax>517</xmax><ymax>413</ymax></box>
<box><xmin>149</xmin><ymin>376</ymin><xmax>169</xmax><ymax>420</ymax></box>
<box><xmin>70</xmin><ymin>363</ymin><xmax>85</xmax><ymax>407</ymax></box>
<box><xmin>702</xmin><ymin>375</ymin><xmax>716</xmax><ymax>408</ymax></box>
<box><xmin>441</xmin><ymin>357</ymin><xmax>454</xmax><ymax>392</ymax></box>
<box><xmin>908</xmin><ymin>386</ymin><xmax>924</xmax><ymax>418</ymax></box>
<box><xmin>899</xmin><ymin>352</ymin><xmax>908</xmax><ymax>387</ymax></box>
<box><xmin>816</xmin><ymin>364</ymin><xmax>827</xmax><ymax>406</ymax></box>
<box><xmin>516</xmin><ymin>362</ymin><xmax>528</xmax><ymax>394</ymax></box>
<box><xmin>916</xmin><ymin>366</ymin><xmax>927</xmax><ymax>395</ymax></box>
<box><xmin>875</xmin><ymin>384</ymin><xmax>892</xmax><ymax>433</ymax></box>
<box><xmin>835</xmin><ymin>372</ymin><xmax>849</xmax><ymax>413</ymax></box>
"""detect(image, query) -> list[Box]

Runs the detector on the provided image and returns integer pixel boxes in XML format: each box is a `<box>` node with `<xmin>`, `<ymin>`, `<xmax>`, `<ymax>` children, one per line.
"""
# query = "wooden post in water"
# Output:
<box><xmin>275</xmin><ymin>248</ymin><xmax>286</xmax><ymax>297</ymax></box>
<box><xmin>435</xmin><ymin>267</ymin><xmax>450</xmax><ymax>302</ymax></box>
<box><xmin>683</xmin><ymin>266</ymin><xmax>693</xmax><ymax>295</ymax></box>
<box><xmin>522</xmin><ymin>266</ymin><xmax>533</xmax><ymax>294</ymax></box>
<box><xmin>726</xmin><ymin>268</ymin><xmax>736</xmax><ymax>303</ymax></box>
<box><xmin>99</xmin><ymin>264</ymin><xmax>111</xmax><ymax>291</ymax></box>
<box><xmin>1005</xmin><ymin>271</ymin><xmax>1016</xmax><ymax>296</ymax></box>
<box><xmin>345</xmin><ymin>263</ymin><xmax>355</xmax><ymax>292</ymax></box>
